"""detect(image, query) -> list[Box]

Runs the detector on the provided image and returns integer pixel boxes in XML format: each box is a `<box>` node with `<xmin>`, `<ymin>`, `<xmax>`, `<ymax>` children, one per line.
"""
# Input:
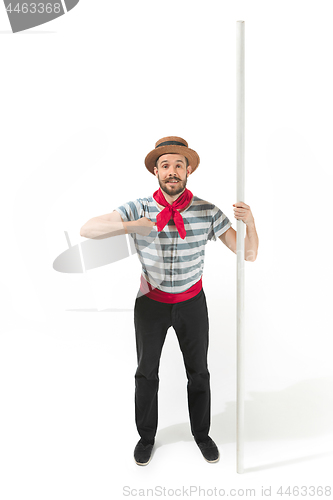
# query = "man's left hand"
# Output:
<box><xmin>233</xmin><ymin>202</ymin><xmax>254</xmax><ymax>226</ymax></box>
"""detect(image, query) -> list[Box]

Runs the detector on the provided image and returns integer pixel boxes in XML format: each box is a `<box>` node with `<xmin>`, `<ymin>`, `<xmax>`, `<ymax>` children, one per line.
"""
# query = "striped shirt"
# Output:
<box><xmin>115</xmin><ymin>194</ymin><xmax>232</xmax><ymax>294</ymax></box>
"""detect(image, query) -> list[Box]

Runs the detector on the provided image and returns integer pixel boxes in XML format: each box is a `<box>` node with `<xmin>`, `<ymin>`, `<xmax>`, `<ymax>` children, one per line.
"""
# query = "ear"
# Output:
<box><xmin>187</xmin><ymin>165</ymin><xmax>193</xmax><ymax>176</ymax></box>
<box><xmin>153</xmin><ymin>166</ymin><xmax>158</xmax><ymax>177</ymax></box>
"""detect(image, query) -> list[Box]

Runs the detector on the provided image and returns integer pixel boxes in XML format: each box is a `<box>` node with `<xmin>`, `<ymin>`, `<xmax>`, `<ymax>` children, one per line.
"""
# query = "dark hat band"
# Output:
<box><xmin>156</xmin><ymin>140</ymin><xmax>187</xmax><ymax>148</ymax></box>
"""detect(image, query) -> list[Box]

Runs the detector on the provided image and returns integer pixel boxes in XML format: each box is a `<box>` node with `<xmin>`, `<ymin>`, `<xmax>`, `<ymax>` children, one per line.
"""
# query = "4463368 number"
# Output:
<box><xmin>277</xmin><ymin>486</ymin><xmax>331</xmax><ymax>496</ymax></box>
<box><xmin>6</xmin><ymin>3</ymin><xmax>62</xmax><ymax>14</ymax></box>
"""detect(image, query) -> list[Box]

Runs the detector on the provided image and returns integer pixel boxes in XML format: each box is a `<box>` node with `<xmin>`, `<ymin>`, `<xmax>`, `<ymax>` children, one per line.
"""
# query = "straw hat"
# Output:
<box><xmin>144</xmin><ymin>136</ymin><xmax>200</xmax><ymax>175</ymax></box>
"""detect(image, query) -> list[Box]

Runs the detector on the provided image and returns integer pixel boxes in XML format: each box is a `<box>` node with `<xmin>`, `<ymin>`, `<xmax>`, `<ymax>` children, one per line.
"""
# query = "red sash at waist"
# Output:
<box><xmin>140</xmin><ymin>274</ymin><xmax>203</xmax><ymax>303</ymax></box>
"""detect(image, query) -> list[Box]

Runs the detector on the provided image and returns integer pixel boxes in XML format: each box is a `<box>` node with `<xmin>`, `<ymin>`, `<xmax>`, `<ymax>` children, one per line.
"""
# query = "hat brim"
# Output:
<box><xmin>145</xmin><ymin>145</ymin><xmax>200</xmax><ymax>175</ymax></box>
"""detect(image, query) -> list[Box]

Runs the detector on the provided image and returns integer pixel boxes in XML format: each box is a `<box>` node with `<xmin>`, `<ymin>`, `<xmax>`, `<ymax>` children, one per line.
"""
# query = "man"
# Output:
<box><xmin>80</xmin><ymin>136</ymin><xmax>259</xmax><ymax>466</ymax></box>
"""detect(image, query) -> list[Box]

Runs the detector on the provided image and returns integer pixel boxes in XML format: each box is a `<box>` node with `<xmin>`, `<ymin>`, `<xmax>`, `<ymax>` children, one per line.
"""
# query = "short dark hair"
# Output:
<box><xmin>156</xmin><ymin>154</ymin><xmax>189</xmax><ymax>169</ymax></box>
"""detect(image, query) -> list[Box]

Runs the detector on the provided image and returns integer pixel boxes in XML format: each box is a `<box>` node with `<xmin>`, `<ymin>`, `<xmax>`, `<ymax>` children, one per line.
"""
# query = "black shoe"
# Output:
<box><xmin>134</xmin><ymin>439</ymin><xmax>154</xmax><ymax>466</ymax></box>
<box><xmin>196</xmin><ymin>437</ymin><xmax>220</xmax><ymax>463</ymax></box>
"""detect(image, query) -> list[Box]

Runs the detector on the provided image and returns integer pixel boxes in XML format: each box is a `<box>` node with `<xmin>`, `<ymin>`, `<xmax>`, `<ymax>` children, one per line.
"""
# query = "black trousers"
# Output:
<box><xmin>133</xmin><ymin>288</ymin><xmax>211</xmax><ymax>445</ymax></box>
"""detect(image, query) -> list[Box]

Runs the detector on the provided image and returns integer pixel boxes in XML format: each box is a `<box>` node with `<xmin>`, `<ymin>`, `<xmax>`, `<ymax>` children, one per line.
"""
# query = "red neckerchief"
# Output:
<box><xmin>153</xmin><ymin>187</ymin><xmax>193</xmax><ymax>239</ymax></box>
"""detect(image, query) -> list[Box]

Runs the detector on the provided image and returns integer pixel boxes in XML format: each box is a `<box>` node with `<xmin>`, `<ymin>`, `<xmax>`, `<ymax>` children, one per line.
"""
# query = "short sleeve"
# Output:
<box><xmin>207</xmin><ymin>206</ymin><xmax>232</xmax><ymax>242</ymax></box>
<box><xmin>114</xmin><ymin>199</ymin><xmax>144</xmax><ymax>239</ymax></box>
<box><xmin>114</xmin><ymin>199</ymin><xmax>144</xmax><ymax>222</ymax></box>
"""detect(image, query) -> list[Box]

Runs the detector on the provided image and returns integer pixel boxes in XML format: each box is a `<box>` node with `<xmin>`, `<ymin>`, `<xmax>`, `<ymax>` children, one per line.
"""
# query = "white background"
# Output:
<box><xmin>1</xmin><ymin>1</ymin><xmax>333</xmax><ymax>499</ymax></box>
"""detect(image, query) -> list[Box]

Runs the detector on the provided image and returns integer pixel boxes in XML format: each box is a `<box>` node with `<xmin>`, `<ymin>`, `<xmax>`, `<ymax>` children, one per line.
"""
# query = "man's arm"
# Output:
<box><xmin>218</xmin><ymin>224</ymin><xmax>258</xmax><ymax>261</ymax></box>
<box><xmin>218</xmin><ymin>202</ymin><xmax>259</xmax><ymax>261</ymax></box>
<box><xmin>80</xmin><ymin>210</ymin><xmax>129</xmax><ymax>239</ymax></box>
<box><xmin>80</xmin><ymin>210</ymin><xmax>155</xmax><ymax>239</ymax></box>
<box><xmin>244</xmin><ymin>222</ymin><xmax>259</xmax><ymax>262</ymax></box>
<box><xmin>219</xmin><ymin>227</ymin><xmax>237</xmax><ymax>253</ymax></box>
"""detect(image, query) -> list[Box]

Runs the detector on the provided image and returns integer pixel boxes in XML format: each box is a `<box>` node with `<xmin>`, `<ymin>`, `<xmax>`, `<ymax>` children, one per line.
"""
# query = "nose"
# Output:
<box><xmin>168</xmin><ymin>167</ymin><xmax>178</xmax><ymax>176</ymax></box>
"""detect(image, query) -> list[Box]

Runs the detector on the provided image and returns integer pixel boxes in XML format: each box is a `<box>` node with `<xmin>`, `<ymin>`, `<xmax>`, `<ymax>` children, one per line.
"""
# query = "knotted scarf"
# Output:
<box><xmin>153</xmin><ymin>187</ymin><xmax>193</xmax><ymax>239</ymax></box>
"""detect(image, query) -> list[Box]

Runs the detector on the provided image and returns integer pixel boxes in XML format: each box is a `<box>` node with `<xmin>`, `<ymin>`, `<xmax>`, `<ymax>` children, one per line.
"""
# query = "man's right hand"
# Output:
<box><xmin>130</xmin><ymin>217</ymin><xmax>157</xmax><ymax>236</ymax></box>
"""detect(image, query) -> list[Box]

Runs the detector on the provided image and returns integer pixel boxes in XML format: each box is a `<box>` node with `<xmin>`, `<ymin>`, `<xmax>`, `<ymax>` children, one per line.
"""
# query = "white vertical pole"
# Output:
<box><xmin>236</xmin><ymin>20</ymin><xmax>245</xmax><ymax>474</ymax></box>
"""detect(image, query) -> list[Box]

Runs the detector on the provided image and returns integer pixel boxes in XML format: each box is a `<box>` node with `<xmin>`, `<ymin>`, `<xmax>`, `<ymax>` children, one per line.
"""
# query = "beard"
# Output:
<box><xmin>158</xmin><ymin>173</ymin><xmax>188</xmax><ymax>197</ymax></box>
